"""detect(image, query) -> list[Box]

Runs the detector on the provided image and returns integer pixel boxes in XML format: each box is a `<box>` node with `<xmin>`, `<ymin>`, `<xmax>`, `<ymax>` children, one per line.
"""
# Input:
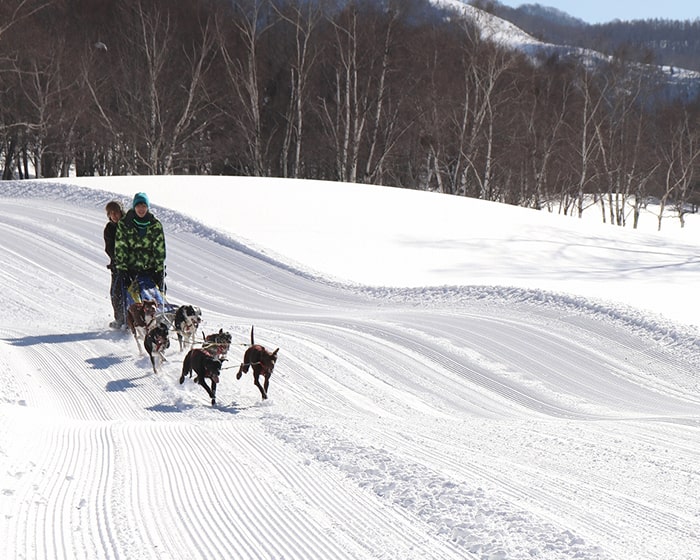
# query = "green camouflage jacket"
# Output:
<box><xmin>114</xmin><ymin>209</ymin><xmax>166</xmax><ymax>273</ymax></box>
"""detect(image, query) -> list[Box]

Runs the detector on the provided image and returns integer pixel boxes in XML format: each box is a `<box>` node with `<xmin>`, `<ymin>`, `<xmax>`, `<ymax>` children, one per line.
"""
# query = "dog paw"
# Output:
<box><xmin>178</xmin><ymin>376</ymin><xmax>184</xmax><ymax>384</ymax></box>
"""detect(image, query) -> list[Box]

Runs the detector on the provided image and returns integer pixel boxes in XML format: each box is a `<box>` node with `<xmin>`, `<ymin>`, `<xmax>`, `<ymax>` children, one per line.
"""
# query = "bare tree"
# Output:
<box><xmin>521</xmin><ymin>55</ymin><xmax>575</xmax><ymax>209</ymax></box>
<box><xmin>216</xmin><ymin>0</ymin><xmax>275</xmax><ymax>176</ymax></box>
<box><xmin>568</xmin><ymin>66</ymin><xmax>606</xmax><ymax>218</ymax></box>
<box><xmin>656</xmin><ymin>105</ymin><xmax>700</xmax><ymax>229</ymax></box>
<box><xmin>83</xmin><ymin>0</ymin><xmax>217</xmax><ymax>174</ymax></box>
<box><xmin>320</xmin><ymin>4</ymin><xmax>365</xmax><ymax>183</ymax></box>
<box><xmin>451</xmin><ymin>24</ymin><xmax>516</xmax><ymax>200</ymax></box>
<box><xmin>273</xmin><ymin>1</ymin><xmax>322</xmax><ymax>178</ymax></box>
<box><xmin>0</xmin><ymin>0</ymin><xmax>53</xmax><ymax>43</ymax></box>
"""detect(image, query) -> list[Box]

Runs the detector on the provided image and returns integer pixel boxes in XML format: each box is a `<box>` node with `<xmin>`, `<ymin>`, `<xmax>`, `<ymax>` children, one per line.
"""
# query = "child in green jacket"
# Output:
<box><xmin>115</xmin><ymin>192</ymin><xmax>167</xmax><ymax>296</ymax></box>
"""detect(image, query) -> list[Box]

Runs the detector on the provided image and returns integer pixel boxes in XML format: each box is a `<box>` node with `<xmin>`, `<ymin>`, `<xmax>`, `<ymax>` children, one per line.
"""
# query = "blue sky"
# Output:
<box><xmin>494</xmin><ymin>1</ymin><xmax>699</xmax><ymax>24</ymax></box>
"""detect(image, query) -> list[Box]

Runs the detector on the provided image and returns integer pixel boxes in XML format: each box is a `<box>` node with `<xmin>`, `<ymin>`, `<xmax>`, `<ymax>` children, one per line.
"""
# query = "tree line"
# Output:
<box><xmin>483</xmin><ymin>0</ymin><xmax>700</xmax><ymax>72</ymax></box>
<box><xmin>1</xmin><ymin>0</ymin><xmax>699</xmax><ymax>228</ymax></box>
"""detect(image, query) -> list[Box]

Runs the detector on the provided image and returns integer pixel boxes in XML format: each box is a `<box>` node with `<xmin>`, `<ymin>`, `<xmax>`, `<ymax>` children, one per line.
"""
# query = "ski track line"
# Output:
<box><xmin>415</xmin><ymin>312</ymin><xmax>700</xmax><ymax>412</ymax></box>
<box><xmin>364</xmin><ymin>411</ymin><xmax>700</xmax><ymax>559</ymax></box>
<box><xmin>0</xmin><ymin>418</ymin><xmax>117</xmax><ymax>560</ymax></box>
<box><xmin>261</xmin><ymin>321</ymin><xmax>700</xmax><ymax>559</ymax></box>
<box><xmin>263</xmin><ymin>415</ymin><xmax>614</xmax><ymax>560</ymax></box>
<box><xmin>222</xmin><ymin>418</ymin><xmax>467</xmax><ymax>560</ymax></box>
<box><xmin>3</xmin><ymin>192</ymin><xmax>700</xmax><ymax>559</ymax></box>
<box><xmin>277</xmin><ymin>321</ymin><xmax>523</xmax><ymax>419</ymax></box>
<box><xmin>288</xmin><ymin>319</ymin><xmax>591</xmax><ymax>419</ymax></box>
<box><xmin>363</xmin><ymin>315</ymin><xmax>699</xmax><ymax>417</ymax></box>
<box><xmin>166</xmin><ymin>232</ymin><xmax>357</xmax><ymax>318</ymax></box>
<box><xmin>112</xmin><ymin>419</ymin><xmax>463</xmax><ymax>560</ymax></box>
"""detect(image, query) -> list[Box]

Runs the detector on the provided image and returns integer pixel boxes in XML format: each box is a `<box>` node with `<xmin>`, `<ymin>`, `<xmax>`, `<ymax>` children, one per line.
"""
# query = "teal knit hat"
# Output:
<box><xmin>132</xmin><ymin>192</ymin><xmax>150</xmax><ymax>209</ymax></box>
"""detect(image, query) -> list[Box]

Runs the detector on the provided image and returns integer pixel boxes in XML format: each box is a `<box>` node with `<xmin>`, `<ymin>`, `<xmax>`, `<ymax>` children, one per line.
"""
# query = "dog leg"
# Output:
<box><xmin>150</xmin><ymin>356</ymin><xmax>158</xmax><ymax>374</ymax></box>
<box><xmin>253</xmin><ymin>373</ymin><xmax>268</xmax><ymax>400</ymax></box>
<box><xmin>134</xmin><ymin>332</ymin><xmax>144</xmax><ymax>356</ymax></box>
<box><xmin>196</xmin><ymin>376</ymin><xmax>216</xmax><ymax>405</ymax></box>
<box><xmin>180</xmin><ymin>351</ymin><xmax>191</xmax><ymax>384</ymax></box>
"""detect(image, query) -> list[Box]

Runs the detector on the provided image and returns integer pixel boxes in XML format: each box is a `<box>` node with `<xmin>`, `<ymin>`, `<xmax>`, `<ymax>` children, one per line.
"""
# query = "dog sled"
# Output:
<box><xmin>124</xmin><ymin>273</ymin><xmax>165</xmax><ymax>309</ymax></box>
<box><xmin>123</xmin><ymin>273</ymin><xmax>177</xmax><ymax>320</ymax></box>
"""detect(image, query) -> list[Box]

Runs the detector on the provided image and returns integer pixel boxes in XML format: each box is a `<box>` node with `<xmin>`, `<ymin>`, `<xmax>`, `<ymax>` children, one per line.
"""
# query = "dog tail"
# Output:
<box><xmin>251</xmin><ymin>325</ymin><xmax>255</xmax><ymax>346</ymax></box>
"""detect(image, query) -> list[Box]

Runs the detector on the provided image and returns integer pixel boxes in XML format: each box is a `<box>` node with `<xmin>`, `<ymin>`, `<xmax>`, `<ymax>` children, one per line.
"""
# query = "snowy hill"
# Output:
<box><xmin>0</xmin><ymin>176</ymin><xmax>699</xmax><ymax>560</ymax></box>
<box><xmin>431</xmin><ymin>0</ymin><xmax>700</xmax><ymax>97</ymax></box>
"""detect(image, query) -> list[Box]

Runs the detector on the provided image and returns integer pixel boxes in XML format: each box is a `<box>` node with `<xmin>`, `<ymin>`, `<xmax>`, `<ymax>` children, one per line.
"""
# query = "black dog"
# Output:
<box><xmin>236</xmin><ymin>326</ymin><xmax>278</xmax><ymax>400</ymax></box>
<box><xmin>180</xmin><ymin>348</ymin><xmax>224</xmax><ymax>405</ymax></box>
<box><xmin>202</xmin><ymin>328</ymin><xmax>232</xmax><ymax>361</ymax></box>
<box><xmin>174</xmin><ymin>305</ymin><xmax>202</xmax><ymax>352</ymax></box>
<box><xmin>144</xmin><ymin>322</ymin><xmax>170</xmax><ymax>373</ymax></box>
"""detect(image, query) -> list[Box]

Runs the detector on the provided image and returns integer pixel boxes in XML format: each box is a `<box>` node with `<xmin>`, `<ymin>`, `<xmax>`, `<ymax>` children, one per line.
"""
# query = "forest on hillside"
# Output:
<box><xmin>1</xmin><ymin>0</ymin><xmax>699</xmax><ymax>228</ymax></box>
<box><xmin>483</xmin><ymin>0</ymin><xmax>700</xmax><ymax>72</ymax></box>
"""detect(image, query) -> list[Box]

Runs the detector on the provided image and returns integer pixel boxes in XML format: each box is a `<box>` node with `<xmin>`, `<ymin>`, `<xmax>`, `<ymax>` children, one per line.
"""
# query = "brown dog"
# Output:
<box><xmin>236</xmin><ymin>326</ymin><xmax>278</xmax><ymax>400</ymax></box>
<box><xmin>126</xmin><ymin>300</ymin><xmax>158</xmax><ymax>355</ymax></box>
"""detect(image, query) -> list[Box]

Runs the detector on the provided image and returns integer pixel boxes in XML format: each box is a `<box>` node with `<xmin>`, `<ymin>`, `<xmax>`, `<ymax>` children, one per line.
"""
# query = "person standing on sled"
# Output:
<box><xmin>114</xmin><ymin>192</ymin><xmax>167</xmax><ymax>314</ymax></box>
<box><xmin>104</xmin><ymin>200</ymin><xmax>126</xmax><ymax>329</ymax></box>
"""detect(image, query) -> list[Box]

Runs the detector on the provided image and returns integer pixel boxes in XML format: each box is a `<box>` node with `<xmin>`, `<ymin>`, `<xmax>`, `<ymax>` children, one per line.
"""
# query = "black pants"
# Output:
<box><xmin>110</xmin><ymin>269</ymin><xmax>126</xmax><ymax>324</ymax></box>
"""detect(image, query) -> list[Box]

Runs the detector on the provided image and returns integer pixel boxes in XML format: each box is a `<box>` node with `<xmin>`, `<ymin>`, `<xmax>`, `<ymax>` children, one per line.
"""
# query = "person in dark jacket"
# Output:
<box><xmin>104</xmin><ymin>200</ymin><xmax>125</xmax><ymax>329</ymax></box>
<box><xmin>114</xmin><ymin>192</ymin><xmax>167</xmax><ymax>299</ymax></box>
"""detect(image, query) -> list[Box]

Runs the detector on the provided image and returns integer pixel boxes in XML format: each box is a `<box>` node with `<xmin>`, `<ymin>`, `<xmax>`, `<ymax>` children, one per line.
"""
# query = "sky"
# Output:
<box><xmin>1</xmin><ymin>176</ymin><xmax>699</xmax><ymax>560</ymax></box>
<box><xmin>494</xmin><ymin>0</ymin><xmax>699</xmax><ymax>24</ymax></box>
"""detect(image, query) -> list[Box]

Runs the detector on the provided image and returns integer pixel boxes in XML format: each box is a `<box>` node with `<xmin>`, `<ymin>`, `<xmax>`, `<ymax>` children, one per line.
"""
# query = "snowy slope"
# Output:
<box><xmin>431</xmin><ymin>0</ymin><xmax>700</xmax><ymax>91</ymax></box>
<box><xmin>0</xmin><ymin>178</ymin><xmax>699</xmax><ymax>560</ymax></box>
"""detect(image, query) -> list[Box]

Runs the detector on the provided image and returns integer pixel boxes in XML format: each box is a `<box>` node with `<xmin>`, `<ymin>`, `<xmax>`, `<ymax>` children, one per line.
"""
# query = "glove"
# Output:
<box><xmin>118</xmin><ymin>270</ymin><xmax>134</xmax><ymax>286</ymax></box>
<box><xmin>151</xmin><ymin>270</ymin><xmax>166</xmax><ymax>293</ymax></box>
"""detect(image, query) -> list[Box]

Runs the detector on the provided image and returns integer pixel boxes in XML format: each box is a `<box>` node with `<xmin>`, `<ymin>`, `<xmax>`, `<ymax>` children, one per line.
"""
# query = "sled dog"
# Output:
<box><xmin>126</xmin><ymin>300</ymin><xmax>158</xmax><ymax>355</ymax></box>
<box><xmin>180</xmin><ymin>348</ymin><xmax>224</xmax><ymax>405</ymax></box>
<box><xmin>144</xmin><ymin>322</ymin><xmax>170</xmax><ymax>373</ymax></box>
<box><xmin>236</xmin><ymin>326</ymin><xmax>278</xmax><ymax>400</ymax></box>
<box><xmin>174</xmin><ymin>305</ymin><xmax>202</xmax><ymax>352</ymax></box>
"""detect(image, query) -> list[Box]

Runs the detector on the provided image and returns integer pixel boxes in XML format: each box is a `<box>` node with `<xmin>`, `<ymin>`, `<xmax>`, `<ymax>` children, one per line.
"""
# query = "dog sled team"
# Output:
<box><xmin>103</xmin><ymin>193</ymin><xmax>278</xmax><ymax>406</ymax></box>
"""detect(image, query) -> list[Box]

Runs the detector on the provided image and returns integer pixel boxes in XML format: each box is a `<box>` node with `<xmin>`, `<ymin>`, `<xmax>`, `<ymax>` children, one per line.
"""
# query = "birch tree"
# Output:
<box><xmin>273</xmin><ymin>1</ymin><xmax>321</xmax><ymax>178</ymax></box>
<box><xmin>656</xmin><ymin>106</ymin><xmax>700</xmax><ymax>229</ymax></box>
<box><xmin>84</xmin><ymin>0</ymin><xmax>217</xmax><ymax>174</ymax></box>
<box><xmin>217</xmin><ymin>0</ymin><xmax>275</xmax><ymax>176</ymax></box>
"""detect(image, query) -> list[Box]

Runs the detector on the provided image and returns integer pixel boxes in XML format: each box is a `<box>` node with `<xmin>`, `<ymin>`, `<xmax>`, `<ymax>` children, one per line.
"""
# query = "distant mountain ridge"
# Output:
<box><xmin>515</xmin><ymin>3</ymin><xmax>587</xmax><ymax>27</ymax></box>
<box><xmin>430</xmin><ymin>0</ymin><xmax>700</xmax><ymax>100</ymax></box>
<box><xmin>480</xmin><ymin>1</ymin><xmax>700</xmax><ymax>72</ymax></box>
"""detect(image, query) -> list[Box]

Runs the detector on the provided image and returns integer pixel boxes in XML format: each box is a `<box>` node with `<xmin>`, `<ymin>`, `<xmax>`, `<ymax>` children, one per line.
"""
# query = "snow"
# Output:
<box><xmin>1</xmin><ymin>175</ymin><xmax>699</xmax><ymax>560</ymax></box>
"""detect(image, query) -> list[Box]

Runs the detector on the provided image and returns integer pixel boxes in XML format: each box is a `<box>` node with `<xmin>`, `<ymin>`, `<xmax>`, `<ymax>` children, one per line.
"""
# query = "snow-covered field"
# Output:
<box><xmin>1</xmin><ymin>176</ymin><xmax>699</xmax><ymax>560</ymax></box>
